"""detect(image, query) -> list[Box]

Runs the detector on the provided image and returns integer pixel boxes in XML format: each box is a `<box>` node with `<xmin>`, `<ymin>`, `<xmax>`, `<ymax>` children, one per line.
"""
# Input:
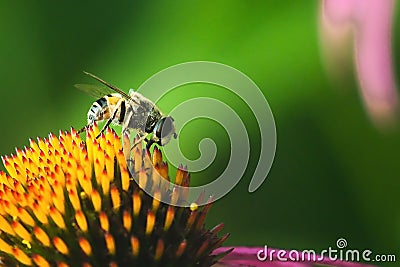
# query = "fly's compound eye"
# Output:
<box><xmin>154</xmin><ymin>116</ymin><xmax>176</xmax><ymax>145</ymax></box>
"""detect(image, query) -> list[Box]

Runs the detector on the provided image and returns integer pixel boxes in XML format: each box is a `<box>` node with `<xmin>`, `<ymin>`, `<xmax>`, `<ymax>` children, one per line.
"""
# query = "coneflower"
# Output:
<box><xmin>0</xmin><ymin>125</ymin><xmax>380</xmax><ymax>267</ymax></box>
<box><xmin>0</xmin><ymin>124</ymin><xmax>230</xmax><ymax>266</ymax></box>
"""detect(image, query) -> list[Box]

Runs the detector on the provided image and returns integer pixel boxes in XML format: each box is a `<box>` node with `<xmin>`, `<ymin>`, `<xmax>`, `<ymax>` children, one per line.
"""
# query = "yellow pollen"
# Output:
<box><xmin>80</xmin><ymin>191</ymin><xmax>87</xmax><ymax>199</ymax></box>
<box><xmin>22</xmin><ymin>239</ymin><xmax>31</xmax><ymax>249</ymax></box>
<box><xmin>190</xmin><ymin>202</ymin><xmax>199</xmax><ymax>211</ymax></box>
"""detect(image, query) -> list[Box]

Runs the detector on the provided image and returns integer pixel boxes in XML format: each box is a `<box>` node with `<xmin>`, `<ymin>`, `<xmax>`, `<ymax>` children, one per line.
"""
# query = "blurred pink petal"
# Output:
<box><xmin>320</xmin><ymin>0</ymin><xmax>398</xmax><ymax>124</ymax></box>
<box><xmin>213</xmin><ymin>247</ymin><xmax>378</xmax><ymax>267</ymax></box>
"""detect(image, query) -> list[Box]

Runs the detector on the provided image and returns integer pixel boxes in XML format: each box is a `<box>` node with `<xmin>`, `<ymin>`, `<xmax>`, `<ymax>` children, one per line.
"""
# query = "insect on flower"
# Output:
<box><xmin>75</xmin><ymin>72</ymin><xmax>177</xmax><ymax>149</ymax></box>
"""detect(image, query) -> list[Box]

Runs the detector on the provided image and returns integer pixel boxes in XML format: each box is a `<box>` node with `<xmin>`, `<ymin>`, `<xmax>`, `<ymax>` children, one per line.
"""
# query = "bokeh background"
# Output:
<box><xmin>0</xmin><ymin>2</ymin><xmax>399</xmax><ymax>266</ymax></box>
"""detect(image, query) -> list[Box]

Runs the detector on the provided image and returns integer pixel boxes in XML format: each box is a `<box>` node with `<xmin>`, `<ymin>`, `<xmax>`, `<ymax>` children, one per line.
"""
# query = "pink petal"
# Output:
<box><xmin>321</xmin><ymin>0</ymin><xmax>398</xmax><ymax>123</ymax></box>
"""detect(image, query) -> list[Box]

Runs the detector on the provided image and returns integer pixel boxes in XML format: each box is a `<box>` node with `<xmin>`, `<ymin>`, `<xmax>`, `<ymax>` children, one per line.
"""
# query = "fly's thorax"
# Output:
<box><xmin>123</xmin><ymin>90</ymin><xmax>163</xmax><ymax>133</ymax></box>
<box><xmin>122</xmin><ymin>103</ymin><xmax>162</xmax><ymax>133</ymax></box>
<box><xmin>145</xmin><ymin>107</ymin><xmax>163</xmax><ymax>133</ymax></box>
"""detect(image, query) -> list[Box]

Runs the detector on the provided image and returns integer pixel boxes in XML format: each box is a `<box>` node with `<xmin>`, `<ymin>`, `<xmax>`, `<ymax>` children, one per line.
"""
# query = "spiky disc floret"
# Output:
<box><xmin>0</xmin><ymin>125</ymin><xmax>230</xmax><ymax>267</ymax></box>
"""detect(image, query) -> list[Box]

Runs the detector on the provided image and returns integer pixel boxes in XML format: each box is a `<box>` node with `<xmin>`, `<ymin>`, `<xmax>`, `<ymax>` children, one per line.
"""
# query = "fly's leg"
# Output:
<box><xmin>123</xmin><ymin>129</ymin><xmax>148</xmax><ymax>175</ymax></box>
<box><xmin>131</xmin><ymin>131</ymin><xmax>148</xmax><ymax>151</ymax></box>
<box><xmin>145</xmin><ymin>138</ymin><xmax>155</xmax><ymax>150</ymax></box>
<box><xmin>96</xmin><ymin>100</ymin><xmax>123</xmax><ymax>139</ymax></box>
<box><xmin>121</xmin><ymin>127</ymin><xmax>135</xmax><ymax>172</ymax></box>
<box><xmin>121</xmin><ymin>128</ymin><xmax>131</xmax><ymax>160</ymax></box>
<box><xmin>97</xmin><ymin>119</ymin><xmax>113</xmax><ymax>138</ymax></box>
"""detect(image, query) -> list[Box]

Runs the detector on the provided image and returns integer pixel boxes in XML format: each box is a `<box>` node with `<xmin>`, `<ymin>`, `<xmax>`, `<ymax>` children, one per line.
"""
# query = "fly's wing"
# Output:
<box><xmin>129</xmin><ymin>90</ymin><xmax>161</xmax><ymax>113</ymax></box>
<box><xmin>74</xmin><ymin>83</ymin><xmax>116</xmax><ymax>99</ymax></box>
<box><xmin>75</xmin><ymin>71</ymin><xmax>141</xmax><ymax>106</ymax></box>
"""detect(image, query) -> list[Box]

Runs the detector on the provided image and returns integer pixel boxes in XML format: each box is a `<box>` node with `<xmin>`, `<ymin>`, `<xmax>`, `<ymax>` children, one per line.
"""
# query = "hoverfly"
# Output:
<box><xmin>75</xmin><ymin>72</ymin><xmax>177</xmax><ymax>149</ymax></box>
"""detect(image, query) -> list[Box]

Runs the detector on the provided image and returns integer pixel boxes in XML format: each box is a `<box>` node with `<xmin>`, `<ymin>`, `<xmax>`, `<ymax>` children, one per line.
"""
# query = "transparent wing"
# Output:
<box><xmin>76</xmin><ymin>71</ymin><xmax>141</xmax><ymax>106</ymax></box>
<box><xmin>74</xmin><ymin>83</ymin><xmax>116</xmax><ymax>99</ymax></box>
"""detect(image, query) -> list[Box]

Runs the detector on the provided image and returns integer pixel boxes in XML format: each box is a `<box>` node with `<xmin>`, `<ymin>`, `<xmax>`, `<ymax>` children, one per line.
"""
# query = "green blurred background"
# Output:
<box><xmin>0</xmin><ymin>1</ymin><xmax>399</xmax><ymax>266</ymax></box>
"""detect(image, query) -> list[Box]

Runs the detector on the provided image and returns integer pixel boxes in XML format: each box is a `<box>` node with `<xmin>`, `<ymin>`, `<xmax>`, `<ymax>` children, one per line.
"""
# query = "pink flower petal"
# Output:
<box><xmin>321</xmin><ymin>0</ymin><xmax>398</xmax><ymax>124</ymax></box>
